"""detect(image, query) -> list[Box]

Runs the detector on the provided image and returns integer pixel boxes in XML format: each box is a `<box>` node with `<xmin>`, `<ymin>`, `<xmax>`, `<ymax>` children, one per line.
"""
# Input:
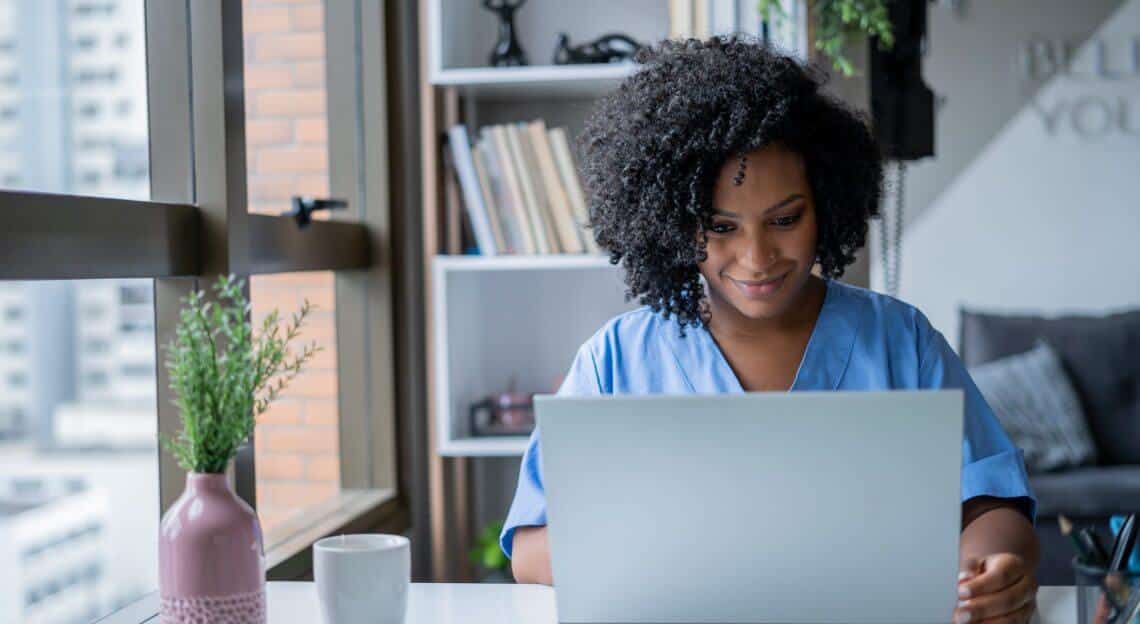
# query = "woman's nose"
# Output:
<box><xmin>740</xmin><ymin>234</ymin><xmax>777</xmax><ymax>270</ymax></box>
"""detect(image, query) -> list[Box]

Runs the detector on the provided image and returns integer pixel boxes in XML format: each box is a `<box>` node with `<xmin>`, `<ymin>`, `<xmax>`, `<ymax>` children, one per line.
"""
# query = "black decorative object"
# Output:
<box><xmin>286</xmin><ymin>196</ymin><xmax>348</xmax><ymax>228</ymax></box>
<box><xmin>869</xmin><ymin>0</ymin><xmax>934</xmax><ymax>161</ymax></box>
<box><xmin>553</xmin><ymin>32</ymin><xmax>643</xmax><ymax>65</ymax></box>
<box><xmin>483</xmin><ymin>0</ymin><xmax>527</xmax><ymax>67</ymax></box>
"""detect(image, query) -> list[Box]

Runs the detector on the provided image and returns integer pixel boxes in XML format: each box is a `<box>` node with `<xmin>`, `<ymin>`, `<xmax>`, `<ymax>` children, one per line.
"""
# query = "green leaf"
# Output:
<box><xmin>763</xmin><ymin>0</ymin><xmax>894</xmax><ymax>78</ymax></box>
<box><xmin>161</xmin><ymin>274</ymin><xmax>320</xmax><ymax>473</ymax></box>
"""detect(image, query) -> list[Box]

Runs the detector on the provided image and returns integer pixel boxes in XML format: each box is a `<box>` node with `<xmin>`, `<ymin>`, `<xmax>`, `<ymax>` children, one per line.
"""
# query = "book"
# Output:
<box><xmin>526</xmin><ymin>120</ymin><xmax>584</xmax><ymax>253</ymax></box>
<box><xmin>669</xmin><ymin>0</ymin><xmax>695</xmax><ymax>39</ymax></box>
<box><xmin>512</xmin><ymin>123</ymin><xmax>564</xmax><ymax>254</ymax></box>
<box><xmin>673</xmin><ymin>0</ymin><xmax>767</xmax><ymax>41</ymax></box>
<box><xmin>504</xmin><ymin>124</ymin><xmax>554</xmax><ymax>254</ymax></box>
<box><xmin>547</xmin><ymin>127</ymin><xmax>600</xmax><ymax>255</ymax></box>
<box><xmin>470</xmin><ymin>147</ymin><xmax>508</xmax><ymax>253</ymax></box>
<box><xmin>692</xmin><ymin>0</ymin><xmax>709</xmax><ymax>38</ymax></box>
<box><xmin>485</xmin><ymin>125</ymin><xmax>538</xmax><ymax>254</ymax></box>
<box><xmin>476</xmin><ymin>138</ymin><xmax>527</xmax><ymax>254</ymax></box>
<box><xmin>446</xmin><ymin>125</ymin><xmax>498</xmax><ymax>255</ymax></box>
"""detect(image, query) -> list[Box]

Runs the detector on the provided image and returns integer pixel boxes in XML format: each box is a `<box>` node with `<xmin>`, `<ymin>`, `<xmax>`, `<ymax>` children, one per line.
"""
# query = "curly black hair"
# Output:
<box><xmin>579</xmin><ymin>36</ymin><xmax>883</xmax><ymax>329</ymax></box>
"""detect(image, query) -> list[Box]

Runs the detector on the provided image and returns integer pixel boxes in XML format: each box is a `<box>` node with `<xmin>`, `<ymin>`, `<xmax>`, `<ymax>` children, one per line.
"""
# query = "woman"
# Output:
<box><xmin>502</xmin><ymin>37</ymin><xmax>1039</xmax><ymax>624</ymax></box>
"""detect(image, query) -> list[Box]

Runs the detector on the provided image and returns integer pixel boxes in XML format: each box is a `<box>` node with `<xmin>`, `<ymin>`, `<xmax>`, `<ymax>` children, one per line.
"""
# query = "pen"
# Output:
<box><xmin>1081</xmin><ymin>527</ymin><xmax>1111</xmax><ymax>568</ymax></box>
<box><xmin>1109</xmin><ymin>515</ymin><xmax>1137</xmax><ymax>573</ymax></box>
<box><xmin>1062</xmin><ymin>516</ymin><xmax>1126</xmax><ymax>616</ymax></box>
<box><xmin>1106</xmin><ymin>514</ymin><xmax>1137</xmax><ymax>623</ymax></box>
<box><xmin>1111</xmin><ymin>515</ymin><xmax>1140</xmax><ymax>573</ymax></box>
<box><xmin>1062</xmin><ymin>515</ymin><xmax>1098</xmax><ymax>564</ymax></box>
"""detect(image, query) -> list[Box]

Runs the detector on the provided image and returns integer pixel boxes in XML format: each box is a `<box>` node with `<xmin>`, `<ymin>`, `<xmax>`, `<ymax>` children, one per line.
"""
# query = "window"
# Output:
<box><xmin>118</xmin><ymin>284</ymin><xmax>150</xmax><ymax>305</ymax></box>
<box><xmin>74</xmin><ymin>3</ymin><xmax>115</xmax><ymax>17</ymax></box>
<box><xmin>120</xmin><ymin>363</ymin><xmax>152</xmax><ymax>377</ymax></box>
<box><xmin>74</xmin><ymin>35</ymin><xmax>98</xmax><ymax>51</ymax></box>
<box><xmin>117</xmin><ymin>319</ymin><xmax>151</xmax><ymax>334</ymax></box>
<box><xmin>1</xmin><ymin>2</ymin><xmax>403</xmax><ymax>620</ymax></box>
<box><xmin>0</xmin><ymin>279</ymin><xmax>159</xmax><ymax>623</ymax></box>
<box><xmin>252</xmin><ymin>272</ymin><xmax>340</xmax><ymax>534</ymax></box>
<box><xmin>1</xmin><ymin>0</ymin><xmax>148</xmax><ymax>200</ymax></box>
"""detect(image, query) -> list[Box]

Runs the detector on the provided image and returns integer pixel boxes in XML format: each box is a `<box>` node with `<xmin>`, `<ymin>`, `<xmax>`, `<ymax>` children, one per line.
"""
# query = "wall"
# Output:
<box><xmin>873</xmin><ymin>0</ymin><xmax>1140</xmax><ymax>343</ymax></box>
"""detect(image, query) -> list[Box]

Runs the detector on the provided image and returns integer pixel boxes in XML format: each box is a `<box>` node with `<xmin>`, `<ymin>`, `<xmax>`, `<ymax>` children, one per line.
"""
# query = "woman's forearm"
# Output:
<box><xmin>960</xmin><ymin>499</ymin><xmax>1040</xmax><ymax>571</ymax></box>
<box><xmin>511</xmin><ymin>526</ymin><xmax>554</xmax><ymax>585</ymax></box>
<box><xmin>511</xmin><ymin>502</ymin><xmax>1037</xmax><ymax>586</ymax></box>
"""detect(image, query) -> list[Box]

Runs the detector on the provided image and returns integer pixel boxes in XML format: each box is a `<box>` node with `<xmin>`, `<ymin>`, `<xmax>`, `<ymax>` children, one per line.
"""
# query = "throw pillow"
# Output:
<box><xmin>969</xmin><ymin>341</ymin><xmax>1097</xmax><ymax>473</ymax></box>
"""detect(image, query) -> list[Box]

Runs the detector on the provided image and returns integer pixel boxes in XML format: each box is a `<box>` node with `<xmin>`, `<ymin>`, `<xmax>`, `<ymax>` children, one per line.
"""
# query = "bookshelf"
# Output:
<box><xmin>420</xmin><ymin>0</ymin><xmax>675</xmax><ymax>581</ymax></box>
<box><xmin>430</xmin><ymin>255</ymin><xmax>627</xmax><ymax>457</ymax></box>
<box><xmin>417</xmin><ymin>0</ymin><xmax>812</xmax><ymax>580</ymax></box>
<box><xmin>421</xmin><ymin>0</ymin><xmax>671</xmax><ymax>463</ymax></box>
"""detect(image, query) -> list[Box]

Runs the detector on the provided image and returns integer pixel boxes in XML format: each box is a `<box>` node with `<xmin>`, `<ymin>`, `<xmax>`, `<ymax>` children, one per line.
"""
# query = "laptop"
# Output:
<box><xmin>536</xmin><ymin>390</ymin><xmax>964</xmax><ymax>624</ymax></box>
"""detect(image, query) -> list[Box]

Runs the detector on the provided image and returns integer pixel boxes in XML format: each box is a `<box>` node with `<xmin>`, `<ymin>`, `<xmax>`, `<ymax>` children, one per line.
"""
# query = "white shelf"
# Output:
<box><xmin>431</xmin><ymin>64</ymin><xmax>637</xmax><ymax>98</ymax></box>
<box><xmin>433</xmin><ymin>254</ymin><xmax>612</xmax><ymax>272</ymax></box>
<box><xmin>431</xmin><ymin>256</ymin><xmax>631</xmax><ymax>458</ymax></box>
<box><xmin>438</xmin><ymin>436</ymin><xmax>530</xmax><ymax>458</ymax></box>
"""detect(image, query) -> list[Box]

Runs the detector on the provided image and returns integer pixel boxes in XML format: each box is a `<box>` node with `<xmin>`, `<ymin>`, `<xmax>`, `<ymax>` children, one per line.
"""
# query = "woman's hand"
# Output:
<box><xmin>953</xmin><ymin>553</ymin><xmax>1038</xmax><ymax>624</ymax></box>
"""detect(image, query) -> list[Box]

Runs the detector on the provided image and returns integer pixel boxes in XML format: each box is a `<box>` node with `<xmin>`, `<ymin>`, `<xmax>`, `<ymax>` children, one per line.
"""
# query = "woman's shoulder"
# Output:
<box><xmin>826</xmin><ymin>279</ymin><xmax>939</xmax><ymax>345</ymax></box>
<box><xmin>579</xmin><ymin>306</ymin><xmax>678</xmax><ymax>357</ymax></box>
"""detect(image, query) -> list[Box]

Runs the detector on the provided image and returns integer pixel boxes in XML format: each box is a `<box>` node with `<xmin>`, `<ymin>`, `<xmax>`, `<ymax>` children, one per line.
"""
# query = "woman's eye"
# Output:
<box><xmin>771</xmin><ymin>214</ymin><xmax>801</xmax><ymax>228</ymax></box>
<box><xmin>709</xmin><ymin>222</ymin><xmax>735</xmax><ymax>234</ymax></box>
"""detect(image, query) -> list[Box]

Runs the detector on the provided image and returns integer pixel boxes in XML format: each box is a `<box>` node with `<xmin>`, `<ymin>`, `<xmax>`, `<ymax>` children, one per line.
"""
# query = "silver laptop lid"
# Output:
<box><xmin>537</xmin><ymin>390</ymin><xmax>963</xmax><ymax>624</ymax></box>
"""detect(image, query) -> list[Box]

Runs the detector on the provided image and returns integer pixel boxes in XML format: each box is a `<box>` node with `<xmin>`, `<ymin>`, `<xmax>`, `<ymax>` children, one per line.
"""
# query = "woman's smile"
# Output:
<box><xmin>725</xmin><ymin>272</ymin><xmax>788</xmax><ymax>300</ymax></box>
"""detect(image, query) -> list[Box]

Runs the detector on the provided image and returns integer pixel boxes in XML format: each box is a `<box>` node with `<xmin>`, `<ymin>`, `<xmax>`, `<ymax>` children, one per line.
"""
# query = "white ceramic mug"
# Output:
<box><xmin>314</xmin><ymin>533</ymin><xmax>410</xmax><ymax>624</ymax></box>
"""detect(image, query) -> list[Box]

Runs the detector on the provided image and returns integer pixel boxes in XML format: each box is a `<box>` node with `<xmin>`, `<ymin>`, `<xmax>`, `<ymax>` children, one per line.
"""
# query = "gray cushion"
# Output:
<box><xmin>969</xmin><ymin>342</ymin><xmax>1096</xmax><ymax>473</ymax></box>
<box><xmin>1029</xmin><ymin>465</ymin><xmax>1140</xmax><ymax>517</ymax></box>
<box><xmin>959</xmin><ymin>308</ymin><xmax>1140</xmax><ymax>465</ymax></box>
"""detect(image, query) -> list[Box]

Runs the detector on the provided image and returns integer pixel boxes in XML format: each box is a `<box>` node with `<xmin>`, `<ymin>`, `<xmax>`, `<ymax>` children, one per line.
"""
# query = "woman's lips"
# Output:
<box><xmin>727</xmin><ymin>273</ymin><xmax>787</xmax><ymax>299</ymax></box>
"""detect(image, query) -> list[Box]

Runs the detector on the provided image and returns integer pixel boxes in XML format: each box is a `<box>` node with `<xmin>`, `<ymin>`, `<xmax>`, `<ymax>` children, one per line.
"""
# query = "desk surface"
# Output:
<box><xmin>266</xmin><ymin>582</ymin><xmax>1075</xmax><ymax>623</ymax></box>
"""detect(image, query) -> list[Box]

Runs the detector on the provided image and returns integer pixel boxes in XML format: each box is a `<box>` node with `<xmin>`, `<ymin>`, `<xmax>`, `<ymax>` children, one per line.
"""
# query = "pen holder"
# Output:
<box><xmin>1074</xmin><ymin>558</ymin><xmax>1140</xmax><ymax>624</ymax></box>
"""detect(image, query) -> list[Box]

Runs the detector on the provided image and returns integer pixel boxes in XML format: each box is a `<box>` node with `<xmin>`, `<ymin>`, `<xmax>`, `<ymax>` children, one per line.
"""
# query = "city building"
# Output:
<box><xmin>0</xmin><ymin>475</ymin><xmax>111</xmax><ymax>624</ymax></box>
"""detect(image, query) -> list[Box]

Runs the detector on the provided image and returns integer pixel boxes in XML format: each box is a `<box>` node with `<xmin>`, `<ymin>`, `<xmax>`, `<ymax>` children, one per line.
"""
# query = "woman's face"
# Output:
<box><xmin>698</xmin><ymin>143</ymin><xmax>818</xmax><ymax>323</ymax></box>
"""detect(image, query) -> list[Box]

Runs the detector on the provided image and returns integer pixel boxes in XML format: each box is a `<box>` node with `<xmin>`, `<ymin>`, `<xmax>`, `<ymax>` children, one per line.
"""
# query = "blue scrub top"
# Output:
<box><xmin>500</xmin><ymin>278</ymin><xmax>1036</xmax><ymax>558</ymax></box>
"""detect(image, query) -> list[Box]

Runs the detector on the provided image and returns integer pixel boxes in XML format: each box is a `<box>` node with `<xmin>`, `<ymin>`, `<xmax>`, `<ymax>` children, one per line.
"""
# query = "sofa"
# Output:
<box><xmin>958</xmin><ymin>307</ymin><xmax>1140</xmax><ymax>585</ymax></box>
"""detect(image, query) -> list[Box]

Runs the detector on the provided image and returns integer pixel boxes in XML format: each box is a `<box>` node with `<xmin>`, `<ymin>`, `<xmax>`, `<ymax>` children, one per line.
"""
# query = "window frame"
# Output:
<box><xmin>0</xmin><ymin>1</ymin><xmax>407</xmax><ymax>620</ymax></box>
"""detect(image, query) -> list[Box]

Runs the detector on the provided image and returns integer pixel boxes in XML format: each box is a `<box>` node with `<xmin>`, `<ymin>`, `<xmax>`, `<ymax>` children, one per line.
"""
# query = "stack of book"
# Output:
<box><xmin>445</xmin><ymin>121</ymin><xmax>601</xmax><ymax>256</ymax></box>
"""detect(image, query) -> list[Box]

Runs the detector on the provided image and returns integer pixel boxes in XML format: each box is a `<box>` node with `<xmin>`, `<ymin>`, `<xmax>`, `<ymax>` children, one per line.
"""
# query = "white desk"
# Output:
<box><xmin>267</xmin><ymin>582</ymin><xmax>1076</xmax><ymax>623</ymax></box>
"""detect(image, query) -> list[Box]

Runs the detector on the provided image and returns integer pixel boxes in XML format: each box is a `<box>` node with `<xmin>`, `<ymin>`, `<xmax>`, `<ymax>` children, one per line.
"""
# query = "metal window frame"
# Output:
<box><xmin>0</xmin><ymin>1</ymin><xmax>406</xmax><ymax>620</ymax></box>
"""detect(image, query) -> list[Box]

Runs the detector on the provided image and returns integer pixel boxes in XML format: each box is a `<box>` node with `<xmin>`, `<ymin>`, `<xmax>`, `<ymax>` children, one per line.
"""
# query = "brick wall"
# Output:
<box><xmin>243</xmin><ymin>0</ymin><xmax>340</xmax><ymax>534</ymax></box>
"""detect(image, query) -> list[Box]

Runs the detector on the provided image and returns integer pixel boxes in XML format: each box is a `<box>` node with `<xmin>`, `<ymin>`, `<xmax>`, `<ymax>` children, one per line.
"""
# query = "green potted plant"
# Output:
<box><xmin>470</xmin><ymin>521</ymin><xmax>513</xmax><ymax>583</ymax></box>
<box><xmin>158</xmin><ymin>275</ymin><xmax>319</xmax><ymax>624</ymax></box>
<box><xmin>758</xmin><ymin>0</ymin><xmax>895</xmax><ymax>76</ymax></box>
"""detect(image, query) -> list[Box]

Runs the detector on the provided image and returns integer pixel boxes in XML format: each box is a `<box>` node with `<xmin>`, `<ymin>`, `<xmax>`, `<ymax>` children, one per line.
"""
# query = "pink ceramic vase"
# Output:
<box><xmin>159</xmin><ymin>472</ymin><xmax>266</xmax><ymax>623</ymax></box>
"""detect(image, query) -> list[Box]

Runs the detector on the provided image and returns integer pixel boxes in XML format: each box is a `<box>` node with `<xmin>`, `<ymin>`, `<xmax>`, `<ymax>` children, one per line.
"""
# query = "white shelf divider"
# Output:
<box><xmin>433</xmin><ymin>253</ymin><xmax>612</xmax><ymax>272</ymax></box>
<box><xmin>431</xmin><ymin>64</ymin><xmax>637</xmax><ymax>98</ymax></box>
<box><xmin>431</xmin><ymin>254</ymin><xmax>631</xmax><ymax>457</ymax></box>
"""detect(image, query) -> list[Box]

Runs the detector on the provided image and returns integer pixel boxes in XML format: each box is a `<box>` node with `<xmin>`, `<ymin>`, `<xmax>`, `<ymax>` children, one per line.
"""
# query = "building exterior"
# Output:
<box><xmin>0</xmin><ymin>475</ymin><xmax>111</xmax><ymax>624</ymax></box>
<box><xmin>0</xmin><ymin>0</ymin><xmax>152</xmax><ymax>448</ymax></box>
